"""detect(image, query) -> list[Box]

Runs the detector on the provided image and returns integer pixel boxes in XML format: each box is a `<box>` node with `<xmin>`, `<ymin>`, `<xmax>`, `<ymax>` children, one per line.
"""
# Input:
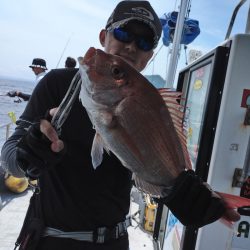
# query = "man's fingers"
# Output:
<box><xmin>223</xmin><ymin>208</ymin><xmax>241</xmax><ymax>222</ymax></box>
<box><xmin>49</xmin><ymin>108</ymin><xmax>58</xmax><ymax>117</ymax></box>
<box><xmin>51</xmin><ymin>140</ymin><xmax>64</xmax><ymax>153</ymax></box>
<box><xmin>40</xmin><ymin>119</ymin><xmax>59</xmax><ymax>142</ymax></box>
<box><xmin>40</xmin><ymin>108</ymin><xmax>65</xmax><ymax>153</ymax></box>
<box><xmin>213</xmin><ymin>191</ymin><xmax>241</xmax><ymax>222</ymax></box>
<box><xmin>40</xmin><ymin>119</ymin><xmax>57</xmax><ymax>141</ymax></box>
<box><xmin>40</xmin><ymin>120</ymin><xmax>65</xmax><ymax>152</ymax></box>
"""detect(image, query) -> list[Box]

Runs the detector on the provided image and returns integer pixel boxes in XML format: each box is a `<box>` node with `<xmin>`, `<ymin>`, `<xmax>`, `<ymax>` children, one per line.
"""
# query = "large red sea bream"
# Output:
<box><xmin>78</xmin><ymin>47</ymin><xmax>250</xmax><ymax>225</ymax></box>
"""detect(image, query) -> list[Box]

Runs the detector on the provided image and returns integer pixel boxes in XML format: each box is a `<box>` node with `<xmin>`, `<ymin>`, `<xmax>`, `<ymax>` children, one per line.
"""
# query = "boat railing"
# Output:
<box><xmin>0</xmin><ymin>118</ymin><xmax>16</xmax><ymax>209</ymax></box>
<box><xmin>0</xmin><ymin>112</ymin><xmax>17</xmax><ymax>149</ymax></box>
<box><xmin>0</xmin><ymin>122</ymin><xmax>13</xmax><ymax>142</ymax></box>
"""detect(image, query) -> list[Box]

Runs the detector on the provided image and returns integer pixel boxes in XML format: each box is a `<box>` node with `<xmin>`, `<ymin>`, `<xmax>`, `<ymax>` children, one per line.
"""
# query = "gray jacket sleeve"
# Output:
<box><xmin>18</xmin><ymin>92</ymin><xmax>31</xmax><ymax>101</ymax></box>
<box><xmin>0</xmin><ymin>120</ymin><xmax>31</xmax><ymax>177</ymax></box>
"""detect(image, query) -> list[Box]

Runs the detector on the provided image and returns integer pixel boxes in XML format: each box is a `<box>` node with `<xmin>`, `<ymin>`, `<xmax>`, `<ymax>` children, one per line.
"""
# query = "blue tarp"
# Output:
<box><xmin>160</xmin><ymin>11</ymin><xmax>200</xmax><ymax>46</ymax></box>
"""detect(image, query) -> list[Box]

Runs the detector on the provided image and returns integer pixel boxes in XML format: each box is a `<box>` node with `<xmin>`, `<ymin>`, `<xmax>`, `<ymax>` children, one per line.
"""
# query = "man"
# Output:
<box><xmin>65</xmin><ymin>56</ymin><xmax>77</xmax><ymax>68</ymax></box>
<box><xmin>1</xmin><ymin>1</ymin><xmax>239</xmax><ymax>250</ymax></box>
<box><xmin>7</xmin><ymin>58</ymin><xmax>47</xmax><ymax>101</ymax></box>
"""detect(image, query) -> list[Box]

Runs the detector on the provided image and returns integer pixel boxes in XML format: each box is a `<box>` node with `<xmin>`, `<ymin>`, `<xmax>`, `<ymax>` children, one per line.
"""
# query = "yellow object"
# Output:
<box><xmin>187</xmin><ymin>127</ymin><xmax>193</xmax><ymax>138</ymax></box>
<box><xmin>7</xmin><ymin>111</ymin><xmax>16</xmax><ymax>124</ymax></box>
<box><xmin>4</xmin><ymin>175</ymin><xmax>29</xmax><ymax>193</ymax></box>
<box><xmin>193</xmin><ymin>79</ymin><xmax>203</xmax><ymax>90</ymax></box>
<box><xmin>144</xmin><ymin>195</ymin><xmax>157</xmax><ymax>232</ymax></box>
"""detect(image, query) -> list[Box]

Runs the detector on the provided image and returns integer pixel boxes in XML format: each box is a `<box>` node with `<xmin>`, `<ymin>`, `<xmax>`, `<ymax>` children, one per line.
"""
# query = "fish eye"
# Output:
<box><xmin>111</xmin><ymin>66</ymin><xmax>125</xmax><ymax>80</ymax></box>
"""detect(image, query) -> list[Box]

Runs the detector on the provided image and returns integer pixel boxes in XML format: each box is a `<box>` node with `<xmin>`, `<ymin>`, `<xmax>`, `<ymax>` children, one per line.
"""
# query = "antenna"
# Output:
<box><xmin>55</xmin><ymin>33</ymin><xmax>73</xmax><ymax>68</ymax></box>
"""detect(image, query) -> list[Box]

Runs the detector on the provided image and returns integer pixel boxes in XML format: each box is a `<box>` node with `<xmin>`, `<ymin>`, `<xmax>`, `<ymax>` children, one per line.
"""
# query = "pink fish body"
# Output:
<box><xmin>78</xmin><ymin>47</ymin><xmax>191</xmax><ymax>196</ymax></box>
<box><xmin>78</xmin><ymin>47</ymin><xmax>250</xmax><ymax>225</ymax></box>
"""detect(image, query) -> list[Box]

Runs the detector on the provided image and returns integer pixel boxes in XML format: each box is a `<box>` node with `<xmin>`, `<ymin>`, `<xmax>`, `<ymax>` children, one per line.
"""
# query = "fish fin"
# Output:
<box><xmin>216</xmin><ymin>192</ymin><xmax>250</xmax><ymax>209</ymax></box>
<box><xmin>158</xmin><ymin>88</ymin><xmax>192</xmax><ymax>170</ymax></box>
<box><xmin>133</xmin><ymin>174</ymin><xmax>166</xmax><ymax>197</ymax></box>
<box><xmin>91</xmin><ymin>133</ymin><xmax>105</xmax><ymax>169</ymax></box>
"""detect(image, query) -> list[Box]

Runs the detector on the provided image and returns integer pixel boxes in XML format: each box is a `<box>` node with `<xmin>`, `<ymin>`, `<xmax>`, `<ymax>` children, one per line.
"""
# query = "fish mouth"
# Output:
<box><xmin>81</xmin><ymin>47</ymin><xmax>97</xmax><ymax>65</ymax></box>
<box><xmin>78</xmin><ymin>47</ymin><xmax>99</xmax><ymax>94</ymax></box>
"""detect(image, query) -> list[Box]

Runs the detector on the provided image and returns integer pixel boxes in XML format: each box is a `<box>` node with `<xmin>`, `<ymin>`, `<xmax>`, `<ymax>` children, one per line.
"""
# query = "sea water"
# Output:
<box><xmin>0</xmin><ymin>77</ymin><xmax>33</xmax><ymax>149</ymax></box>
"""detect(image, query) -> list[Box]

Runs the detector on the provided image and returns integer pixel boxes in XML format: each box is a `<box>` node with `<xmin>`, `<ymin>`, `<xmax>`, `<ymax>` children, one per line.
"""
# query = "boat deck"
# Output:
<box><xmin>0</xmin><ymin>173</ymin><xmax>154</xmax><ymax>250</ymax></box>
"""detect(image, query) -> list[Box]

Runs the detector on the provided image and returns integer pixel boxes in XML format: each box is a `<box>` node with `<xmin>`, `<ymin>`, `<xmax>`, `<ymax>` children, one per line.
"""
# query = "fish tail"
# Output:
<box><xmin>215</xmin><ymin>192</ymin><xmax>250</xmax><ymax>227</ymax></box>
<box><xmin>217</xmin><ymin>192</ymin><xmax>250</xmax><ymax>209</ymax></box>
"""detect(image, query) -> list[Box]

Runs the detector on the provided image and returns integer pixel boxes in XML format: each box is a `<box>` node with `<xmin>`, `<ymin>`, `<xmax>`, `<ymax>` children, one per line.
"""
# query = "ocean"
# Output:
<box><xmin>0</xmin><ymin>77</ymin><xmax>34</xmax><ymax>149</ymax></box>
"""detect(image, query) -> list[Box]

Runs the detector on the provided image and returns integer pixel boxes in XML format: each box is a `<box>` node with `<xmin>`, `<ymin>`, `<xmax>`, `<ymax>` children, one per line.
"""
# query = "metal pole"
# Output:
<box><xmin>6</xmin><ymin>124</ymin><xmax>10</xmax><ymax>140</ymax></box>
<box><xmin>242</xmin><ymin>135</ymin><xmax>250</xmax><ymax>178</ymax></box>
<box><xmin>165</xmin><ymin>0</ymin><xmax>189</xmax><ymax>88</ymax></box>
<box><xmin>225</xmin><ymin>0</ymin><xmax>247</xmax><ymax>39</ymax></box>
<box><xmin>245</xmin><ymin>1</ymin><xmax>250</xmax><ymax>33</ymax></box>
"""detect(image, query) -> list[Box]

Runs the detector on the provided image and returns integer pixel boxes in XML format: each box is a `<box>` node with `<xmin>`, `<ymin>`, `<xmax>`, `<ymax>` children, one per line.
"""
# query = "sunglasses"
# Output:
<box><xmin>108</xmin><ymin>27</ymin><xmax>155</xmax><ymax>52</ymax></box>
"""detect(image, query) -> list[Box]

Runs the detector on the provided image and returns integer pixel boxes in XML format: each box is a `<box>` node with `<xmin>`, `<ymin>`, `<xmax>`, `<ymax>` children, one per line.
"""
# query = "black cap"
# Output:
<box><xmin>106</xmin><ymin>1</ymin><xmax>162</xmax><ymax>48</ymax></box>
<box><xmin>29</xmin><ymin>58</ymin><xmax>47</xmax><ymax>70</ymax></box>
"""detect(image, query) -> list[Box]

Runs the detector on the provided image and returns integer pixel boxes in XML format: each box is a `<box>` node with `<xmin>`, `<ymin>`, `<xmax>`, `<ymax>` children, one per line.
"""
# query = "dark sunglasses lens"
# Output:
<box><xmin>113</xmin><ymin>27</ymin><xmax>154</xmax><ymax>51</ymax></box>
<box><xmin>113</xmin><ymin>28</ymin><xmax>133</xmax><ymax>43</ymax></box>
<box><xmin>136</xmin><ymin>38</ymin><xmax>154</xmax><ymax>51</ymax></box>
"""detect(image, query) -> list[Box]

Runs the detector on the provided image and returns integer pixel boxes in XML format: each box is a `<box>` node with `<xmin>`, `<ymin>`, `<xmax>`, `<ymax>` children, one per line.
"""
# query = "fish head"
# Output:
<box><xmin>78</xmin><ymin>47</ymin><xmax>149</xmax><ymax>106</ymax></box>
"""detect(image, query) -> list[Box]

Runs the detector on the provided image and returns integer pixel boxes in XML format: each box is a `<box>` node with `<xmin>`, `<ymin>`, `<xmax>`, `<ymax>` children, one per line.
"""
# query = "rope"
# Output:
<box><xmin>174</xmin><ymin>0</ymin><xmax>178</xmax><ymax>11</ymax></box>
<box><xmin>142</xmin><ymin>43</ymin><xmax>164</xmax><ymax>75</ymax></box>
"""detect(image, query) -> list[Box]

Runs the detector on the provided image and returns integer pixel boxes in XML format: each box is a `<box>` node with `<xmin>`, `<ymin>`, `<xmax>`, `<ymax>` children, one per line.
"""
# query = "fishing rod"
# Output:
<box><xmin>55</xmin><ymin>33</ymin><xmax>73</xmax><ymax>69</ymax></box>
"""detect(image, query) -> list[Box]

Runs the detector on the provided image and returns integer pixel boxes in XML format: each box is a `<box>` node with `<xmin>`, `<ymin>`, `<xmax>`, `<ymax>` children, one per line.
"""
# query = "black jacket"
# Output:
<box><xmin>1</xmin><ymin>68</ymin><xmax>132</xmax><ymax>231</ymax></box>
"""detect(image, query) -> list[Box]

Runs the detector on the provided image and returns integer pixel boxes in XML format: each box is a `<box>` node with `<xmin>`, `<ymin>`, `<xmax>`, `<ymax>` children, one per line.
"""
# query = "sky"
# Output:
<box><xmin>0</xmin><ymin>0</ymin><xmax>249</xmax><ymax>84</ymax></box>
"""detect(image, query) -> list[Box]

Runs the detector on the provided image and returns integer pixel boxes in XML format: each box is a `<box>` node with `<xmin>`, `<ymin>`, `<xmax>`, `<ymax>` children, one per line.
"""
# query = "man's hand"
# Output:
<box><xmin>162</xmin><ymin>170</ymin><xmax>240</xmax><ymax>228</ymax></box>
<box><xmin>40</xmin><ymin>108</ymin><xmax>64</xmax><ymax>153</ymax></box>
<box><xmin>16</xmin><ymin>108</ymin><xmax>65</xmax><ymax>179</ymax></box>
<box><xmin>7</xmin><ymin>90</ymin><xmax>18</xmax><ymax>97</ymax></box>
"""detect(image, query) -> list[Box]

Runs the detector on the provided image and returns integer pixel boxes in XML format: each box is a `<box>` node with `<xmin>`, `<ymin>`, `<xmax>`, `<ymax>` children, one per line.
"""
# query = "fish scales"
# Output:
<box><xmin>116</xmin><ymin>96</ymin><xmax>185</xmax><ymax>180</ymax></box>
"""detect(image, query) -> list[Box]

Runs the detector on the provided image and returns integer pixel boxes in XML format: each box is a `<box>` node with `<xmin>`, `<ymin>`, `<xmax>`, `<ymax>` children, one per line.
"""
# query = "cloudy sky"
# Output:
<box><xmin>0</xmin><ymin>0</ymin><xmax>248</xmax><ymax>82</ymax></box>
